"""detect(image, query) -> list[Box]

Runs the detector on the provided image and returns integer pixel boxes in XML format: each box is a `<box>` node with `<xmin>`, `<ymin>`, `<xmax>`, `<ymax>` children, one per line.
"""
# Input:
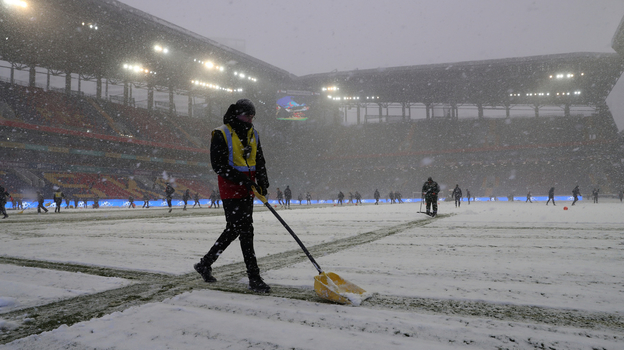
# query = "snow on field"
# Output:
<box><xmin>0</xmin><ymin>200</ymin><xmax>623</xmax><ymax>349</ymax></box>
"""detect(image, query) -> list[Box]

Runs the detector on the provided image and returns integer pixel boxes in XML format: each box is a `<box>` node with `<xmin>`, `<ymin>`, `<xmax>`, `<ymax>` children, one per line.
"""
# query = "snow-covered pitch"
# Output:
<box><xmin>1</xmin><ymin>199</ymin><xmax>623</xmax><ymax>349</ymax></box>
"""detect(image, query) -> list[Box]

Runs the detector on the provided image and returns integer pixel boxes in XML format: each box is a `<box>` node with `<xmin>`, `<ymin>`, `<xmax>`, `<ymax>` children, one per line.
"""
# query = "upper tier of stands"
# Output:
<box><xmin>0</xmin><ymin>81</ymin><xmax>211</xmax><ymax>149</ymax></box>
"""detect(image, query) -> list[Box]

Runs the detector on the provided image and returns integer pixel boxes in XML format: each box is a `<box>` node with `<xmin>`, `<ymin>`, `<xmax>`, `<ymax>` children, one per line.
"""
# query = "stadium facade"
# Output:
<box><xmin>1</xmin><ymin>0</ymin><xmax>623</xmax><ymax>205</ymax></box>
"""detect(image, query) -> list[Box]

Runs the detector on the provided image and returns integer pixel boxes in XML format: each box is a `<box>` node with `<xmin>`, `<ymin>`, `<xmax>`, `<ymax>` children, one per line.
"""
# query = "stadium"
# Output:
<box><xmin>1</xmin><ymin>0</ymin><xmax>624</xmax><ymax>207</ymax></box>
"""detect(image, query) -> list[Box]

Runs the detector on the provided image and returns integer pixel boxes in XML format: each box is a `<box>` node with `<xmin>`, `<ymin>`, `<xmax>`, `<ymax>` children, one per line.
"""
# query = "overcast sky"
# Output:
<box><xmin>119</xmin><ymin>0</ymin><xmax>624</xmax><ymax>76</ymax></box>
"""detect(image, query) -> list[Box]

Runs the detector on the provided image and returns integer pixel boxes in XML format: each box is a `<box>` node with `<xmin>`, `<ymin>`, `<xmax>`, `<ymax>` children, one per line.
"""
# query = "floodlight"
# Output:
<box><xmin>4</xmin><ymin>0</ymin><xmax>28</xmax><ymax>8</ymax></box>
<box><xmin>205</xmin><ymin>61</ymin><xmax>214</xmax><ymax>69</ymax></box>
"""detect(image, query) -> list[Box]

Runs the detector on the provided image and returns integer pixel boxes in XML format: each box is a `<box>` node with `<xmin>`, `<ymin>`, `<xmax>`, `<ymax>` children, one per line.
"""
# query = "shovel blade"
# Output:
<box><xmin>314</xmin><ymin>272</ymin><xmax>366</xmax><ymax>305</ymax></box>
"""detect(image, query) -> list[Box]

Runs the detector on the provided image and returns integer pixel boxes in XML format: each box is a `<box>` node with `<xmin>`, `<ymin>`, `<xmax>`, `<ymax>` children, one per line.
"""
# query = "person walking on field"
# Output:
<box><xmin>466</xmin><ymin>189</ymin><xmax>471</xmax><ymax>204</ymax></box>
<box><xmin>546</xmin><ymin>187</ymin><xmax>555</xmax><ymax>206</ymax></box>
<box><xmin>37</xmin><ymin>191</ymin><xmax>48</xmax><ymax>213</ymax></box>
<box><xmin>337</xmin><ymin>191</ymin><xmax>345</xmax><ymax>205</ymax></box>
<box><xmin>374</xmin><ymin>189</ymin><xmax>380</xmax><ymax>205</ymax></box>
<box><xmin>193</xmin><ymin>192</ymin><xmax>202</xmax><ymax>208</ymax></box>
<box><xmin>592</xmin><ymin>188</ymin><xmax>599</xmax><ymax>203</ymax></box>
<box><xmin>128</xmin><ymin>195</ymin><xmax>134</xmax><ymax>208</ymax></box>
<box><xmin>422</xmin><ymin>177</ymin><xmax>440</xmax><ymax>217</ymax></box>
<box><xmin>284</xmin><ymin>185</ymin><xmax>292</xmax><ymax>208</ymax></box>
<box><xmin>165</xmin><ymin>182</ymin><xmax>175</xmax><ymax>212</ymax></box>
<box><xmin>209</xmin><ymin>191</ymin><xmax>217</xmax><ymax>208</ymax></box>
<box><xmin>276</xmin><ymin>188</ymin><xmax>284</xmax><ymax>206</ymax></box>
<box><xmin>0</xmin><ymin>185</ymin><xmax>11</xmax><ymax>219</ymax></box>
<box><xmin>355</xmin><ymin>191</ymin><xmax>362</xmax><ymax>204</ymax></box>
<box><xmin>306</xmin><ymin>192</ymin><xmax>312</xmax><ymax>205</ymax></box>
<box><xmin>142</xmin><ymin>192</ymin><xmax>150</xmax><ymax>208</ymax></box>
<box><xmin>571</xmin><ymin>185</ymin><xmax>581</xmax><ymax>206</ymax></box>
<box><xmin>619</xmin><ymin>189</ymin><xmax>623</xmax><ymax>202</ymax></box>
<box><xmin>452</xmin><ymin>184</ymin><xmax>462</xmax><ymax>208</ymax></box>
<box><xmin>194</xmin><ymin>98</ymin><xmax>271</xmax><ymax>293</ymax></box>
<box><xmin>53</xmin><ymin>188</ymin><xmax>64</xmax><ymax>213</ymax></box>
<box><xmin>182</xmin><ymin>189</ymin><xmax>190</xmax><ymax>211</ymax></box>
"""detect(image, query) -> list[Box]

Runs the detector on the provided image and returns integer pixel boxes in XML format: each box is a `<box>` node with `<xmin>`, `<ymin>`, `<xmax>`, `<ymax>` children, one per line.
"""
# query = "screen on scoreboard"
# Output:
<box><xmin>276</xmin><ymin>90</ymin><xmax>319</xmax><ymax>121</ymax></box>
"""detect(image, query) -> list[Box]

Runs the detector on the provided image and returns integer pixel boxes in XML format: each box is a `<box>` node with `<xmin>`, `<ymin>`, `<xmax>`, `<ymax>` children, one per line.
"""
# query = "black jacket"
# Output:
<box><xmin>422</xmin><ymin>181</ymin><xmax>440</xmax><ymax>199</ymax></box>
<box><xmin>284</xmin><ymin>187</ymin><xmax>292</xmax><ymax>199</ymax></box>
<box><xmin>210</xmin><ymin>111</ymin><xmax>269</xmax><ymax>192</ymax></box>
<box><xmin>453</xmin><ymin>186</ymin><xmax>462</xmax><ymax>198</ymax></box>
<box><xmin>165</xmin><ymin>185</ymin><xmax>175</xmax><ymax>199</ymax></box>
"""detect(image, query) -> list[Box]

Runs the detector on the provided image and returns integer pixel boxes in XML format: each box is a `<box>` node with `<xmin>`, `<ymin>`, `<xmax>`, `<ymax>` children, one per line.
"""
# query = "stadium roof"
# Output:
<box><xmin>295</xmin><ymin>52</ymin><xmax>624</xmax><ymax>105</ymax></box>
<box><xmin>1</xmin><ymin>1</ymin><xmax>623</xmax><ymax>106</ymax></box>
<box><xmin>0</xmin><ymin>0</ymin><xmax>294</xmax><ymax>94</ymax></box>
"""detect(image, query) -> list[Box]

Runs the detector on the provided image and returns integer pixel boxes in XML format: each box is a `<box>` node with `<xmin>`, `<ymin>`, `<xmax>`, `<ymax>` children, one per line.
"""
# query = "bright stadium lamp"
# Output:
<box><xmin>4</xmin><ymin>0</ymin><xmax>28</xmax><ymax>8</ymax></box>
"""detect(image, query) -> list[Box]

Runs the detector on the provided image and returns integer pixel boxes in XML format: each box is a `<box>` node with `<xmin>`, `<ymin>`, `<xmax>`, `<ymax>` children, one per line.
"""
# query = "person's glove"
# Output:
<box><xmin>256</xmin><ymin>185</ymin><xmax>268</xmax><ymax>197</ymax></box>
<box><xmin>242</xmin><ymin>179</ymin><xmax>265</xmax><ymax>196</ymax></box>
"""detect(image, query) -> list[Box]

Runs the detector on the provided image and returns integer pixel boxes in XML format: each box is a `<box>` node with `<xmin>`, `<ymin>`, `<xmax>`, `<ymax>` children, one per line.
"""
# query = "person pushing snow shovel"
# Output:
<box><xmin>194</xmin><ymin>98</ymin><xmax>271</xmax><ymax>293</ymax></box>
<box><xmin>422</xmin><ymin>177</ymin><xmax>440</xmax><ymax>217</ymax></box>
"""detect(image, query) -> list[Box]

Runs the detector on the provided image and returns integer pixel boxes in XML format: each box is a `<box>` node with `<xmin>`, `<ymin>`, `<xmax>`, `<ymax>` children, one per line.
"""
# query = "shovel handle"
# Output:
<box><xmin>254</xmin><ymin>188</ymin><xmax>324</xmax><ymax>274</ymax></box>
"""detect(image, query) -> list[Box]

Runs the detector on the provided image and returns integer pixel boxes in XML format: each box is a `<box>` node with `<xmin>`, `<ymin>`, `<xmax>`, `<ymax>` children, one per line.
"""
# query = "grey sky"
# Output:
<box><xmin>120</xmin><ymin>0</ymin><xmax>624</xmax><ymax>76</ymax></box>
<box><xmin>119</xmin><ymin>0</ymin><xmax>624</xmax><ymax>129</ymax></box>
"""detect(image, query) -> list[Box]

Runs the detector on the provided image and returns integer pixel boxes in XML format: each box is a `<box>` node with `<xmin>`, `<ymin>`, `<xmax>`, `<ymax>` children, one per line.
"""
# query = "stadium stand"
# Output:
<box><xmin>0</xmin><ymin>1</ymin><xmax>622</xmax><ymax>205</ymax></box>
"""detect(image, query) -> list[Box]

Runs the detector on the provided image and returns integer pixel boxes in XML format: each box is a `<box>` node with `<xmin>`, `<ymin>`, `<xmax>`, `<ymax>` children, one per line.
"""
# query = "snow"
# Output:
<box><xmin>1</xmin><ymin>200</ymin><xmax>623</xmax><ymax>349</ymax></box>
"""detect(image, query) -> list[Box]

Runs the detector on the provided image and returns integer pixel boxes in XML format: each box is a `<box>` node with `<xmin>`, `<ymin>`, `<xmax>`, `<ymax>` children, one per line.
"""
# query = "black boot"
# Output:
<box><xmin>194</xmin><ymin>260</ymin><xmax>217</xmax><ymax>283</ymax></box>
<box><xmin>248</xmin><ymin>275</ymin><xmax>271</xmax><ymax>293</ymax></box>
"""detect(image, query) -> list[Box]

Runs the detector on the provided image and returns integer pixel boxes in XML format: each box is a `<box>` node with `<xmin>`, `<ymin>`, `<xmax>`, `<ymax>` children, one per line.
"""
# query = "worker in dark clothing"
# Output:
<box><xmin>37</xmin><ymin>191</ymin><xmax>48</xmax><ymax>213</ymax></box>
<box><xmin>73</xmin><ymin>196</ymin><xmax>79</xmax><ymax>209</ymax></box>
<box><xmin>182</xmin><ymin>189</ymin><xmax>190</xmax><ymax>211</ymax></box>
<box><xmin>165</xmin><ymin>182</ymin><xmax>175</xmax><ymax>212</ymax></box>
<box><xmin>571</xmin><ymin>185</ymin><xmax>581</xmax><ymax>206</ymax></box>
<box><xmin>337</xmin><ymin>191</ymin><xmax>345</xmax><ymax>205</ymax></box>
<box><xmin>142</xmin><ymin>192</ymin><xmax>150</xmax><ymax>208</ymax></box>
<box><xmin>193</xmin><ymin>192</ymin><xmax>201</xmax><ymax>208</ymax></box>
<box><xmin>619</xmin><ymin>189</ymin><xmax>623</xmax><ymax>202</ymax></box>
<box><xmin>194</xmin><ymin>98</ymin><xmax>271</xmax><ymax>293</ymax></box>
<box><xmin>209</xmin><ymin>191</ymin><xmax>217</xmax><ymax>208</ymax></box>
<box><xmin>422</xmin><ymin>177</ymin><xmax>440</xmax><ymax>217</ymax></box>
<box><xmin>395</xmin><ymin>191</ymin><xmax>403</xmax><ymax>203</ymax></box>
<box><xmin>526</xmin><ymin>191</ymin><xmax>532</xmax><ymax>203</ymax></box>
<box><xmin>389</xmin><ymin>191</ymin><xmax>395</xmax><ymax>204</ymax></box>
<box><xmin>546</xmin><ymin>187</ymin><xmax>555</xmax><ymax>206</ymax></box>
<box><xmin>592</xmin><ymin>188</ymin><xmax>599</xmax><ymax>203</ymax></box>
<box><xmin>306</xmin><ymin>192</ymin><xmax>312</xmax><ymax>205</ymax></box>
<box><xmin>297</xmin><ymin>193</ymin><xmax>303</xmax><ymax>205</ymax></box>
<box><xmin>276</xmin><ymin>188</ymin><xmax>284</xmax><ymax>206</ymax></box>
<box><xmin>452</xmin><ymin>184</ymin><xmax>462</xmax><ymax>208</ymax></box>
<box><xmin>53</xmin><ymin>188</ymin><xmax>64</xmax><ymax>213</ymax></box>
<box><xmin>128</xmin><ymin>195</ymin><xmax>134</xmax><ymax>208</ymax></box>
<box><xmin>466</xmin><ymin>189</ymin><xmax>471</xmax><ymax>204</ymax></box>
<box><xmin>374</xmin><ymin>189</ymin><xmax>380</xmax><ymax>205</ymax></box>
<box><xmin>355</xmin><ymin>191</ymin><xmax>362</xmax><ymax>204</ymax></box>
<box><xmin>0</xmin><ymin>185</ymin><xmax>11</xmax><ymax>219</ymax></box>
<box><xmin>284</xmin><ymin>186</ymin><xmax>292</xmax><ymax>208</ymax></box>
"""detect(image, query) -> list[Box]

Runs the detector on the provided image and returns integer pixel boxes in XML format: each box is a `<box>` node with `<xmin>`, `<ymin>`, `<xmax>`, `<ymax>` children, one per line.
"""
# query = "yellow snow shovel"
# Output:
<box><xmin>253</xmin><ymin>189</ymin><xmax>366</xmax><ymax>304</ymax></box>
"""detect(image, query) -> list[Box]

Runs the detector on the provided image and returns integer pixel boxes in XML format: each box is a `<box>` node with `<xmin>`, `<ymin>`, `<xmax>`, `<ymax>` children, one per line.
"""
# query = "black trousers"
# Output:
<box><xmin>426</xmin><ymin>195</ymin><xmax>438</xmax><ymax>213</ymax></box>
<box><xmin>202</xmin><ymin>197</ymin><xmax>260</xmax><ymax>277</ymax></box>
